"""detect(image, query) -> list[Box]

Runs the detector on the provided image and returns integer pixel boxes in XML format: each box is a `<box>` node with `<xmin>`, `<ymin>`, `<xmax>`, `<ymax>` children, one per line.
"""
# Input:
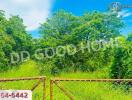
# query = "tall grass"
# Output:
<box><xmin>0</xmin><ymin>60</ymin><xmax>131</xmax><ymax>100</ymax></box>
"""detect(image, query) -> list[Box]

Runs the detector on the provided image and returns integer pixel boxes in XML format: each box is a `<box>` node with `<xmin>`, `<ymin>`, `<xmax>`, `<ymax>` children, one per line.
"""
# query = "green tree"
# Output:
<box><xmin>110</xmin><ymin>37</ymin><xmax>132</xmax><ymax>79</ymax></box>
<box><xmin>0</xmin><ymin>11</ymin><xmax>33</xmax><ymax>71</ymax></box>
<box><xmin>127</xmin><ymin>32</ymin><xmax>132</xmax><ymax>41</ymax></box>
<box><xmin>39</xmin><ymin>10</ymin><xmax>124</xmax><ymax>74</ymax></box>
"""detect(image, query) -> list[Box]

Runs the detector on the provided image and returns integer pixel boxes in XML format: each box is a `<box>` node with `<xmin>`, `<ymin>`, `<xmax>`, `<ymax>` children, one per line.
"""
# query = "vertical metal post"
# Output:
<box><xmin>43</xmin><ymin>78</ymin><xmax>46</xmax><ymax>100</ymax></box>
<box><xmin>50</xmin><ymin>80</ymin><xmax>54</xmax><ymax>100</ymax></box>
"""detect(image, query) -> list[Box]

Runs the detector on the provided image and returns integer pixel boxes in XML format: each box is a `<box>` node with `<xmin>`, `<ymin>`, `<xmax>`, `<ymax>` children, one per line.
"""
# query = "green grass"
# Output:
<box><xmin>0</xmin><ymin>61</ymin><xmax>43</xmax><ymax>100</ymax></box>
<box><xmin>53</xmin><ymin>72</ymin><xmax>132</xmax><ymax>100</ymax></box>
<box><xmin>0</xmin><ymin>60</ymin><xmax>131</xmax><ymax>100</ymax></box>
<box><xmin>0</xmin><ymin>60</ymin><xmax>40</xmax><ymax>78</ymax></box>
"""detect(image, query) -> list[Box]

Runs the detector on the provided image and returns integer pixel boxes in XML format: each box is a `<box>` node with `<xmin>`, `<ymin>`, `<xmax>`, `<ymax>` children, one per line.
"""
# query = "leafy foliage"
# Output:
<box><xmin>39</xmin><ymin>10</ymin><xmax>125</xmax><ymax>75</ymax></box>
<box><xmin>0</xmin><ymin>9</ymin><xmax>131</xmax><ymax>81</ymax></box>
<box><xmin>110</xmin><ymin>37</ymin><xmax>132</xmax><ymax>79</ymax></box>
<box><xmin>0</xmin><ymin>11</ymin><xmax>32</xmax><ymax>71</ymax></box>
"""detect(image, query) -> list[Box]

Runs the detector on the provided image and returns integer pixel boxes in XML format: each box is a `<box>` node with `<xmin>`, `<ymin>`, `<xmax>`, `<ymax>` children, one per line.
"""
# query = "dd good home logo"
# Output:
<box><xmin>110</xmin><ymin>2</ymin><xmax>132</xmax><ymax>12</ymax></box>
<box><xmin>110</xmin><ymin>2</ymin><xmax>122</xmax><ymax>11</ymax></box>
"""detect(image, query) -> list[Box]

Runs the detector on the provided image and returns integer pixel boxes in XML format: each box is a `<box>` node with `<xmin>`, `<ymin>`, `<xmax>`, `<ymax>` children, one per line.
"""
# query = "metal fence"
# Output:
<box><xmin>0</xmin><ymin>77</ymin><xmax>132</xmax><ymax>100</ymax></box>
<box><xmin>0</xmin><ymin>76</ymin><xmax>46</xmax><ymax>100</ymax></box>
<box><xmin>50</xmin><ymin>79</ymin><xmax>132</xmax><ymax>100</ymax></box>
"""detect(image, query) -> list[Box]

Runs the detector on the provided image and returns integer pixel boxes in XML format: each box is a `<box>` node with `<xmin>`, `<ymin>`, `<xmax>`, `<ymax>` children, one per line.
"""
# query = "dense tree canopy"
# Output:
<box><xmin>127</xmin><ymin>32</ymin><xmax>132</xmax><ymax>42</ymax></box>
<box><xmin>0</xmin><ymin>11</ymin><xmax>32</xmax><ymax>71</ymax></box>
<box><xmin>39</xmin><ymin>10</ymin><xmax>128</xmax><ymax>75</ymax></box>
<box><xmin>0</xmin><ymin>10</ymin><xmax>131</xmax><ymax>81</ymax></box>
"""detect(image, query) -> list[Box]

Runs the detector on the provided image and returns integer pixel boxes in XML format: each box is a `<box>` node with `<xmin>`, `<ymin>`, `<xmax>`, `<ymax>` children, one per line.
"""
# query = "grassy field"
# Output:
<box><xmin>0</xmin><ymin>60</ymin><xmax>131</xmax><ymax>100</ymax></box>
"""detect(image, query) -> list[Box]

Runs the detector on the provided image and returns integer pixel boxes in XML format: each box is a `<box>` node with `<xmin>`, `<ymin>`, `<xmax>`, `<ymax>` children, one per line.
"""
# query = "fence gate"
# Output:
<box><xmin>0</xmin><ymin>76</ymin><xmax>46</xmax><ymax>100</ymax></box>
<box><xmin>50</xmin><ymin>79</ymin><xmax>132</xmax><ymax>100</ymax></box>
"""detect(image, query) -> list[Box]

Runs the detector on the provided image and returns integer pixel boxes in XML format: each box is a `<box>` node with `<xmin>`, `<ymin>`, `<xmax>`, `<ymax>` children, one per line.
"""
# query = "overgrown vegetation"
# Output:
<box><xmin>0</xmin><ymin>10</ymin><xmax>132</xmax><ymax>99</ymax></box>
<box><xmin>0</xmin><ymin>10</ymin><xmax>33</xmax><ymax>71</ymax></box>
<box><xmin>0</xmin><ymin>9</ymin><xmax>132</xmax><ymax>79</ymax></box>
<box><xmin>37</xmin><ymin>10</ymin><xmax>132</xmax><ymax>80</ymax></box>
<box><xmin>0</xmin><ymin>60</ymin><xmax>131</xmax><ymax>100</ymax></box>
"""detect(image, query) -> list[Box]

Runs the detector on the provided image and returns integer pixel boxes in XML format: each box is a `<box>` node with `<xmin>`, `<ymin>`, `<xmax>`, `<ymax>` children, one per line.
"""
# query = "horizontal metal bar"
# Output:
<box><xmin>52</xmin><ymin>78</ymin><xmax>132</xmax><ymax>82</ymax></box>
<box><xmin>0</xmin><ymin>76</ymin><xmax>46</xmax><ymax>82</ymax></box>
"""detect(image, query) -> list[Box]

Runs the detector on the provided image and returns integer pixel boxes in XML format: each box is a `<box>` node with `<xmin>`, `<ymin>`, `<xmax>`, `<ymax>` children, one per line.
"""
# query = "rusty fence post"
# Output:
<box><xmin>50</xmin><ymin>79</ymin><xmax>54</xmax><ymax>100</ymax></box>
<box><xmin>42</xmin><ymin>77</ymin><xmax>46</xmax><ymax>100</ymax></box>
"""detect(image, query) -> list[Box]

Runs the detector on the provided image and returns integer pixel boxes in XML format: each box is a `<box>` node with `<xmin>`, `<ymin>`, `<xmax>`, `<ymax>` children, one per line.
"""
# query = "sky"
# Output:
<box><xmin>0</xmin><ymin>0</ymin><xmax>132</xmax><ymax>38</ymax></box>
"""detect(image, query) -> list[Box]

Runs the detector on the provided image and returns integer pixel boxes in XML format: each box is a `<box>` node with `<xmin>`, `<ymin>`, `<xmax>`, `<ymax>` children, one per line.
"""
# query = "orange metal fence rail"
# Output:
<box><xmin>0</xmin><ymin>77</ymin><xmax>132</xmax><ymax>100</ymax></box>
<box><xmin>50</xmin><ymin>78</ymin><xmax>132</xmax><ymax>100</ymax></box>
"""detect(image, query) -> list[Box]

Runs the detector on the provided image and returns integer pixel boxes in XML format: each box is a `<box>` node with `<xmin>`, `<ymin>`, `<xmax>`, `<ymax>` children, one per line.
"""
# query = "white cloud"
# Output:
<box><xmin>0</xmin><ymin>0</ymin><xmax>54</xmax><ymax>31</ymax></box>
<box><xmin>117</xmin><ymin>10</ymin><xmax>132</xmax><ymax>18</ymax></box>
